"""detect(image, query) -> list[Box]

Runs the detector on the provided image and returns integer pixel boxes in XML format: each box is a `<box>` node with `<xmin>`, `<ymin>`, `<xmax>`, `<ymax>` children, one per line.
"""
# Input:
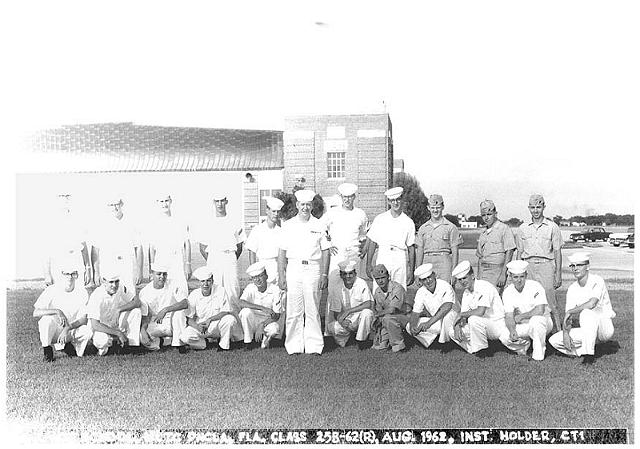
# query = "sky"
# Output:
<box><xmin>2</xmin><ymin>0</ymin><xmax>638</xmax><ymax>221</ymax></box>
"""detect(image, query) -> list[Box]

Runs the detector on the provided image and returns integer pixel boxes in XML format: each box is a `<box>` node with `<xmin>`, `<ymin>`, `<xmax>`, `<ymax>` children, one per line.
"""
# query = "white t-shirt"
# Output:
<box><xmin>329</xmin><ymin>277</ymin><xmax>373</xmax><ymax>313</ymax></box>
<box><xmin>148</xmin><ymin>214</ymin><xmax>189</xmax><ymax>260</ymax></box>
<box><xmin>186</xmin><ymin>285</ymin><xmax>231</xmax><ymax>324</ymax></box>
<box><xmin>367</xmin><ymin>210</ymin><xmax>415</xmax><ymax>250</ymax></box>
<box><xmin>245</xmin><ymin>221</ymin><xmax>282</xmax><ymax>260</ymax></box>
<box><xmin>34</xmin><ymin>284</ymin><xmax>89</xmax><ymax>323</ymax></box>
<box><xmin>197</xmin><ymin>215</ymin><xmax>246</xmax><ymax>253</ymax></box>
<box><xmin>325</xmin><ymin>206</ymin><xmax>368</xmax><ymax>252</ymax></box>
<box><xmin>280</xmin><ymin>215</ymin><xmax>331</xmax><ymax>260</ymax></box>
<box><xmin>87</xmin><ymin>285</ymin><xmax>136</xmax><ymax>328</ymax></box>
<box><xmin>92</xmin><ymin>215</ymin><xmax>140</xmax><ymax>261</ymax></box>
<box><xmin>565</xmin><ymin>273</ymin><xmax>615</xmax><ymax>319</ymax></box>
<box><xmin>460</xmin><ymin>279</ymin><xmax>504</xmax><ymax>321</ymax></box>
<box><xmin>502</xmin><ymin>279</ymin><xmax>550</xmax><ymax>318</ymax></box>
<box><xmin>139</xmin><ymin>282</ymin><xmax>186</xmax><ymax>317</ymax></box>
<box><xmin>239</xmin><ymin>283</ymin><xmax>284</xmax><ymax>313</ymax></box>
<box><xmin>412</xmin><ymin>279</ymin><xmax>455</xmax><ymax>316</ymax></box>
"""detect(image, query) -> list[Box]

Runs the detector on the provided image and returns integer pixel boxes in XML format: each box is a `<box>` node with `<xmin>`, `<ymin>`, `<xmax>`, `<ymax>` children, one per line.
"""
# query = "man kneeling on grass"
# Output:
<box><xmin>33</xmin><ymin>259</ymin><xmax>93</xmax><ymax>362</ymax></box>
<box><xmin>326</xmin><ymin>260</ymin><xmax>374</xmax><ymax>350</ymax></box>
<box><xmin>370</xmin><ymin>264</ymin><xmax>411</xmax><ymax>352</ymax></box>
<box><xmin>548</xmin><ymin>252</ymin><xmax>616</xmax><ymax>365</ymax></box>
<box><xmin>87</xmin><ymin>266</ymin><xmax>143</xmax><ymax>356</ymax></box>
<box><xmin>238</xmin><ymin>261</ymin><xmax>284</xmax><ymax>350</ymax></box>
<box><xmin>179</xmin><ymin>266</ymin><xmax>242</xmax><ymax>351</ymax></box>
<box><xmin>139</xmin><ymin>262</ymin><xmax>189</xmax><ymax>353</ymax></box>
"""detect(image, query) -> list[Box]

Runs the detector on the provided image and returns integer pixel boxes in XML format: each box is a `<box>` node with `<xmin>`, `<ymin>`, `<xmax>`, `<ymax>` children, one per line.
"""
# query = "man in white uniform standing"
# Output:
<box><xmin>245</xmin><ymin>196</ymin><xmax>284</xmax><ymax>284</ymax></box>
<box><xmin>198</xmin><ymin>194</ymin><xmax>246</xmax><ymax>309</ymax></box>
<box><xmin>323</xmin><ymin>183</ymin><xmax>368</xmax><ymax>335</ymax></box>
<box><xmin>449</xmin><ymin>261</ymin><xmax>512</xmax><ymax>356</ymax></box>
<box><xmin>87</xmin><ymin>266</ymin><xmax>144</xmax><ymax>356</ymax></box>
<box><xmin>326</xmin><ymin>260</ymin><xmax>374</xmax><ymax>350</ymax></box>
<box><xmin>501</xmin><ymin>260</ymin><xmax>553</xmax><ymax>361</ymax></box>
<box><xmin>549</xmin><ymin>252</ymin><xmax>616</xmax><ymax>364</ymax></box>
<box><xmin>33</xmin><ymin>259</ymin><xmax>93</xmax><ymax>362</ymax></box>
<box><xmin>179</xmin><ymin>266</ymin><xmax>243</xmax><ymax>351</ymax></box>
<box><xmin>44</xmin><ymin>192</ymin><xmax>92</xmax><ymax>287</ymax></box>
<box><xmin>407</xmin><ymin>263</ymin><xmax>458</xmax><ymax>349</ymax></box>
<box><xmin>366</xmin><ymin>187</ymin><xmax>416</xmax><ymax>289</ymax></box>
<box><xmin>278</xmin><ymin>189</ymin><xmax>331</xmax><ymax>355</ymax></box>
<box><xmin>139</xmin><ymin>262</ymin><xmax>189</xmax><ymax>352</ymax></box>
<box><xmin>238</xmin><ymin>261</ymin><xmax>284</xmax><ymax>349</ymax></box>
<box><xmin>91</xmin><ymin>196</ymin><xmax>143</xmax><ymax>294</ymax></box>
<box><xmin>148</xmin><ymin>193</ymin><xmax>191</xmax><ymax>294</ymax></box>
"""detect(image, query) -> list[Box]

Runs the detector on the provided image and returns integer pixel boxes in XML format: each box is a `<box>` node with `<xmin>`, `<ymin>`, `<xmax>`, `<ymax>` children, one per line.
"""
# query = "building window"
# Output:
<box><xmin>259</xmin><ymin>189</ymin><xmax>282</xmax><ymax>217</ymax></box>
<box><xmin>327</xmin><ymin>152</ymin><xmax>346</xmax><ymax>178</ymax></box>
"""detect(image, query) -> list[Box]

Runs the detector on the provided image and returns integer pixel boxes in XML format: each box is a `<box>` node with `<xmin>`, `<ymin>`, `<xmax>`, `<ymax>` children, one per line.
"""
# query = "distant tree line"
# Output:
<box><xmin>552</xmin><ymin>213</ymin><xmax>634</xmax><ymax>227</ymax></box>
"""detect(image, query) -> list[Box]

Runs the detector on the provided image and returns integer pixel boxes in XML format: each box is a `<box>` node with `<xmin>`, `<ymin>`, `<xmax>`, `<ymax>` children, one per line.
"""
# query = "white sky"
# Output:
<box><xmin>2</xmin><ymin>0</ymin><xmax>638</xmax><ymax>221</ymax></box>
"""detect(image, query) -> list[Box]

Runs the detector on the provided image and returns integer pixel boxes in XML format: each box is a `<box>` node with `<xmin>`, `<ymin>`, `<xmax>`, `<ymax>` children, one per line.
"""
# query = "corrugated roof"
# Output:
<box><xmin>28</xmin><ymin>122</ymin><xmax>284</xmax><ymax>172</ymax></box>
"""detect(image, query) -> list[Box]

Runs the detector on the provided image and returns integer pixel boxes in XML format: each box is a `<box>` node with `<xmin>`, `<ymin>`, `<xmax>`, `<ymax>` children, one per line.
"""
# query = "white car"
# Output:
<box><xmin>609</xmin><ymin>227</ymin><xmax>634</xmax><ymax>247</ymax></box>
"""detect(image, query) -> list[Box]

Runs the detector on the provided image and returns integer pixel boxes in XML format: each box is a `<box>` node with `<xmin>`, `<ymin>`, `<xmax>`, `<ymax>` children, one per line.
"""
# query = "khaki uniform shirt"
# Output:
<box><xmin>476</xmin><ymin>220</ymin><xmax>516</xmax><ymax>264</ymax></box>
<box><xmin>515</xmin><ymin>218</ymin><xmax>563</xmax><ymax>260</ymax></box>
<box><xmin>416</xmin><ymin>218</ymin><xmax>463</xmax><ymax>255</ymax></box>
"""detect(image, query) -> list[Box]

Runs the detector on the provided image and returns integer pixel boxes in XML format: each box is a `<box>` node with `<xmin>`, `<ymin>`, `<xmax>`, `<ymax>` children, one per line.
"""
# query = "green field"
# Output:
<box><xmin>5</xmin><ymin>270</ymin><xmax>634</xmax><ymax>442</ymax></box>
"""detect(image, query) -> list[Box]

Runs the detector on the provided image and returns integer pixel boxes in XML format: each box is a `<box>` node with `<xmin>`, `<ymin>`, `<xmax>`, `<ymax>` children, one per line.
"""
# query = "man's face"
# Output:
<box><xmin>214</xmin><ymin>198</ymin><xmax>228</xmax><ymax>214</ymax></box>
<box><xmin>297</xmin><ymin>201</ymin><xmax>312</xmax><ymax>219</ymax></box>
<box><xmin>266</xmin><ymin>206</ymin><xmax>280</xmax><ymax>224</ymax></box>
<box><xmin>251</xmin><ymin>271</ymin><xmax>269</xmax><ymax>291</ymax></box>
<box><xmin>107</xmin><ymin>201</ymin><xmax>123</xmax><ymax>218</ymax></box>
<box><xmin>456</xmin><ymin>271</ymin><xmax>474</xmax><ymax>291</ymax></box>
<box><xmin>429</xmin><ymin>203</ymin><xmax>444</xmax><ymax>219</ymax></box>
<box><xmin>157</xmin><ymin>196</ymin><xmax>172</xmax><ymax>213</ymax></box>
<box><xmin>374</xmin><ymin>274</ymin><xmax>390</xmax><ymax>291</ymax></box>
<box><xmin>510</xmin><ymin>272</ymin><xmax>527</xmax><ymax>290</ymax></box>
<box><xmin>340</xmin><ymin>270</ymin><xmax>357</xmax><ymax>289</ymax></box>
<box><xmin>104</xmin><ymin>278</ymin><xmax>120</xmax><ymax>295</ymax></box>
<box><xmin>200</xmin><ymin>277</ymin><xmax>214</xmax><ymax>296</ymax></box>
<box><xmin>341</xmin><ymin>194</ymin><xmax>355</xmax><ymax>210</ymax></box>
<box><xmin>58</xmin><ymin>194</ymin><xmax>72</xmax><ymax>214</ymax></box>
<box><xmin>419</xmin><ymin>272</ymin><xmax>437</xmax><ymax>291</ymax></box>
<box><xmin>481</xmin><ymin>209</ymin><xmax>497</xmax><ymax>227</ymax></box>
<box><xmin>151</xmin><ymin>270</ymin><xmax>168</xmax><ymax>289</ymax></box>
<box><xmin>569</xmin><ymin>261</ymin><xmax>589</xmax><ymax>281</ymax></box>
<box><xmin>528</xmin><ymin>201</ymin><xmax>545</xmax><ymax>220</ymax></box>
<box><xmin>388</xmin><ymin>197</ymin><xmax>402</xmax><ymax>213</ymax></box>
<box><xmin>61</xmin><ymin>270</ymin><xmax>78</xmax><ymax>291</ymax></box>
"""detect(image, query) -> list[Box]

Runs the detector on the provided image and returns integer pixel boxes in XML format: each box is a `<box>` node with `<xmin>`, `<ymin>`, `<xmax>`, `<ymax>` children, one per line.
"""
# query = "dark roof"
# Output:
<box><xmin>28</xmin><ymin>122</ymin><xmax>284</xmax><ymax>172</ymax></box>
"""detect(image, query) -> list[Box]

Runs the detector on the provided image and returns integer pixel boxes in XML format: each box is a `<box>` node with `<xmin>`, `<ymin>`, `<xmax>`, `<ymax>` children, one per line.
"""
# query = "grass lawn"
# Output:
<box><xmin>5</xmin><ymin>275</ymin><xmax>634</xmax><ymax>440</ymax></box>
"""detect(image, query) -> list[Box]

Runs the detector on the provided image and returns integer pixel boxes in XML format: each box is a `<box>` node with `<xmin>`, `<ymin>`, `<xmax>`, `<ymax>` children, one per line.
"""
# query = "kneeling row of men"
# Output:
<box><xmin>35</xmin><ymin>252</ymin><xmax>614</xmax><ymax>364</ymax></box>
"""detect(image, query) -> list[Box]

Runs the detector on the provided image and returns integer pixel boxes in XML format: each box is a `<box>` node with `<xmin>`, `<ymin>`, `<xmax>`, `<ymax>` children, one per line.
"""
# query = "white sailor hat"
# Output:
<box><xmin>265</xmin><ymin>196</ymin><xmax>284</xmax><ymax>211</ymax></box>
<box><xmin>59</xmin><ymin>258</ymin><xmax>79</xmax><ymax>274</ymax></box>
<box><xmin>246</xmin><ymin>261</ymin><xmax>267</xmax><ymax>277</ymax></box>
<box><xmin>414</xmin><ymin>263</ymin><xmax>434</xmax><ymax>279</ymax></box>
<box><xmin>451</xmin><ymin>260</ymin><xmax>472</xmax><ymax>279</ymax></box>
<box><xmin>212</xmin><ymin>192</ymin><xmax>227</xmax><ymax>201</ymax></box>
<box><xmin>338</xmin><ymin>260</ymin><xmax>358</xmax><ymax>273</ymax></box>
<box><xmin>294</xmin><ymin>189</ymin><xmax>315</xmax><ymax>203</ymax></box>
<box><xmin>568</xmin><ymin>252</ymin><xmax>590</xmax><ymax>264</ymax></box>
<box><xmin>506</xmin><ymin>260</ymin><xmax>529</xmax><ymax>275</ymax></box>
<box><xmin>193</xmin><ymin>266</ymin><xmax>214</xmax><ymax>281</ymax></box>
<box><xmin>338</xmin><ymin>183</ymin><xmax>358</xmax><ymax>196</ymax></box>
<box><xmin>384</xmin><ymin>187</ymin><xmax>403</xmax><ymax>200</ymax></box>
<box><xmin>150</xmin><ymin>261</ymin><xmax>169</xmax><ymax>273</ymax></box>
<box><xmin>106</xmin><ymin>195</ymin><xmax>123</xmax><ymax>205</ymax></box>
<box><xmin>293</xmin><ymin>173</ymin><xmax>305</xmax><ymax>180</ymax></box>
<box><xmin>325</xmin><ymin>194</ymin><xmax>341</xmax><ymax>208</ymax></box>
<box><xmin>156</xmin><ymin>193</ymin><xmax>172</xmax><ymax>201</ymax></box>
<box><xmin>101</xmin><ymin>265</ymin><xmax>120</xmax><ymax>282</ymax></box>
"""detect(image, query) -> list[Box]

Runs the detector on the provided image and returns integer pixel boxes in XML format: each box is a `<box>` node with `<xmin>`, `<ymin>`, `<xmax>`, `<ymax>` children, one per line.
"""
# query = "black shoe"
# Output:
<box><xmin>217</xmin><ymin>346</ymin><xmax>229</xmax><ymax>352</ymax></box>
<box><xmin>178</xmin><ymin>346</ymin><xmax>188</xmax><ymax>354</ymax></box>
<box><xmin>111</xmin><ymin>342</ymin><xmax>124</xmax><ymax>355</ymax></box>
<box><xmin>243</xmin><ymin>342</ymin><xmax>253</xmax><ymax>351</ymax></box>
<box><xmin>357</xmin><ymin>340</ymin><xmax>369</xmax><ymax>351</ymax></box>
<box><xmin>43</xmin><ymin>346</ymin><xmax>54</xmax><ymax>362</ymax></box>
<box><xmin>63</xmin><ymin>343</ymin><xmax>77</xmax><ymax>358</ymax></box>
<box><xmin>581</xmin><ymin>354</ymin><xmax>596</xmax><ymax>365</ymax></box>
<box><xmin>474</xmin><ymin>348</ymin><xmax>491</xmax><ymax>359</ymax></box>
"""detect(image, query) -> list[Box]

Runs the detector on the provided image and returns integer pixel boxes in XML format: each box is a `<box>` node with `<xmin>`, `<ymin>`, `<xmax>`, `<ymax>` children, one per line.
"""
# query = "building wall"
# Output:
<box><xmin>283</xmin><ymin>114</ymin><xmax>393</xmax><ymax>220</ymax></box>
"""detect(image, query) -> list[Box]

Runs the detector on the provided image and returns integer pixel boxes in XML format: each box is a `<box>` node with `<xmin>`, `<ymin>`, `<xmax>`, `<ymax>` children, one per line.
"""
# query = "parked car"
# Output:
<box><xmin>627</xmin><ymin>231</ymin><xmax>634</xmax><ymax>249</ymax></box>
<box><xmin>609</xmin><ymin>227</ymin><xmax>634</xmax><ymax>247</ymax></box>
<box><xmin>569</xmin><ymin>227</ymin><xmax>610</xmax><ymax>242</ymax></box>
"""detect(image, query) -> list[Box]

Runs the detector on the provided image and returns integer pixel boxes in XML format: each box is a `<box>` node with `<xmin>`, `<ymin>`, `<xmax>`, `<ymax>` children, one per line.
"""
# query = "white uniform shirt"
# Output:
<box><xmin>198</xmin><ymin>215</ymin><xmax>246</xmax><ymax>253</ymax></box>
<box><xmin>48</xmin><ymin>212</ymin><xmax>88</xmax><ymax>268</ymax></box>
<box><xmin>280</xmin><ymin>215</ymin><xmax>331</xmax><ymax>260</ymax></box>
<box><xmin>367</xmin><ymin>210</ymin><xmax>416</xmax><ymax>250</ymax></box>
<box><xmin>325</xmin><ymin>207</ymin><xmax>368</xmax><ymax>253</ymax></box>
<box><xmin>34</xmin><ymin>284</ymin><xmax>89</xmax><ymax>322</ymax></box>
<box><xmin>329</xmin><ymin>277</ymin><xmax>373</xmax><ymax>313</ymax></box>
<box><xmin>412</xmin><ymin>279</ymin><xmax>455</xmax><ymax>316</ymax></box>
<box><xmin>460</xmin><ymin>279</ymin><xmax>504</xmax><ymax>321</ymax></box>
<box><xmin>87</xmin><ymin>285</ymin><xmax>135</xmax><ymax>327</ymax></box>
<box><xmin>148</xmin><ymin>214</ymin><xmax>189</xmax><ymax>261</ymax></box>
<box><xmin>565</xmin><ymin>273</ymin><xmax>615</xmax><ymax>319</ymax></box>
<box><xmin>245</xmin><ymin>221</ymin><xmax>282</xmax><ymax>260</ymax></box>
<box><xmin>239</xmin><ymin>283</ymin><xmax>284</xmax><ymax>313</ymax></box>
<box><xmin>139</xmin><ymin>282</ymin><xmax>186</xmax><ymax>318</ymax></box>
<box><xmin>502</xmin><ymin>279</ymin><xmax>550</xmax><ymax>318</ymax></box>
<box><xmin>186</xmin><ymin>285</ymin><xmax>231</xmax><ymax>324</ymax></box>
<box><xmin>93</xmin><ymin>215</ymin><xmax>140</xmax><ymax>261</ymax></box>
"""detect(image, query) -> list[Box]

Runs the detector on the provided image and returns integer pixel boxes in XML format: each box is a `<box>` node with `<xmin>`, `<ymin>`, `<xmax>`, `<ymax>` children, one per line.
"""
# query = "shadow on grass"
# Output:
<box><xmin>596</xmin><ymin>340</ymin><xmax>621</xmax><ymax>359</ymax></box>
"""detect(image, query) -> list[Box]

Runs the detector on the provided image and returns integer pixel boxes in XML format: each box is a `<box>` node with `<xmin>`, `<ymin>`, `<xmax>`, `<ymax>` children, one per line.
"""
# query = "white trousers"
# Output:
<box><xmin>207</xmin><ymin>251</ymin><xmax>240</xmax><ymax>308</ymax></box>
<box><xmin>239</xmin><ymin>308</ymin><xmax>282</xmax><ymax>343</ymax></box>
<box><xmin>91</xmin><ymin>308</ymin><xmax>142</xmax><ymax>356</ymax></box>
<box><xmin>285</xmin><ymin>261</ymin><xmax>324</xmax><ymax>354</ymax></box>
<box><xmin>38</xmin><ymin>316</ymin><xmax>93</xmax><ymax>356</ymax></box>
<box><xmin>450</xmin><ymin>316</ymin><xmax>509</xmax><ymax>354</ymax></box>
<box><xmin>327</xmin><ymin>309</ymin><xmax>374</xmax><ymax>347</ymax></box>
<box><xmin>141</xmin><ymin>310</ymin><xmax>187</xmax><ymax>350</ymax></box>
<box><xmin>164</xmin><ymin>252</ymin><xmax>188</xmax><ymax>296</ymax></box>
<box><xmin>179</xmin><ymin>314</ymin><xmax>242</xmax><ymax>350</ymax></box>
<box><xmin>549</xmin><ymin>309</ymin><xmax>614</xmax><ymax>356</ymax></box>
<box><xmin>377</xmin><ymin>248</ymin><xmax>407</xmax><ymax>289</ymax></box>
<box><xmin>501</xmin><ymin>315</ymin><xmax>553</xmax><ymax>360</ymax></box>
<box><xmin>407</xmin><ymin>309</ymin><xmax>458</xmax><ymax>348</ymax></box>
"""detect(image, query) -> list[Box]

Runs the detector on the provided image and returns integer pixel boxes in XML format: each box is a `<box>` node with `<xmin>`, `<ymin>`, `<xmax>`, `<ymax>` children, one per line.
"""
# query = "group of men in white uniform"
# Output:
<box><xmin>35</xmin><ymin>185</ymin><xmax>615</xmax><ymax>365</ymax></box>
